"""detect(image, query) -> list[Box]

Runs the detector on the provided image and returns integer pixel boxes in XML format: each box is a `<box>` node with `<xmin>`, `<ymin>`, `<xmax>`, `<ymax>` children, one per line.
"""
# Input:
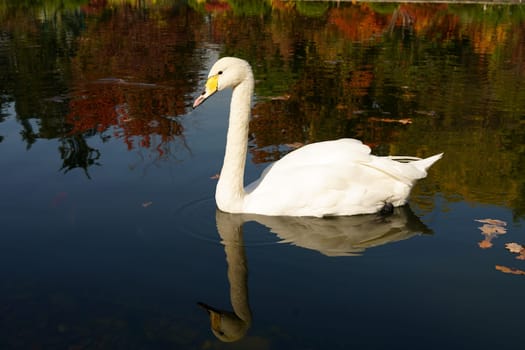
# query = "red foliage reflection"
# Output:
<box><xmin>66</xmin><ymin>81</ymin><xmax>183</xmax><ymax>153</ymax></box>
<box><xmin>65</xmin><ymin>3</ymin><xmax>204</xmax><ymax>158</ymax></box>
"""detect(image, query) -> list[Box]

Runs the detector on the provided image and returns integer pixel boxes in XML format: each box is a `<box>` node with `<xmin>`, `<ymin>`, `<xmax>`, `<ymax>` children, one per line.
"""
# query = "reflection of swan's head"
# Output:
<box><xmin>193</xmin><ymin>57</ymin><xmax>252</xmax><ymax>108</ymax></box>
<box><xmin>198</xmin><ymin>302</ymin><xmax>250</xmax><ymax>342</ymax></box>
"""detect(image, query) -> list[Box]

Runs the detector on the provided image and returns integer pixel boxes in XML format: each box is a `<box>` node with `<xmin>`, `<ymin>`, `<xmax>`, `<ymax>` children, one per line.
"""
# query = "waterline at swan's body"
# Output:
<box><xmin>193</xmin><ymin>57</ymin><xmax>442</xmax><ymax>218</ymax></box>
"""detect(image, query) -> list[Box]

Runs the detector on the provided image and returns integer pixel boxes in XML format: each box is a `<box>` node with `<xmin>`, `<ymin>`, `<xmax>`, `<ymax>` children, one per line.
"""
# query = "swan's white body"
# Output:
<box><xmin>193</xmin><ymin>57</ymin><xmax>442</xmax><ymax>217</ymax></box>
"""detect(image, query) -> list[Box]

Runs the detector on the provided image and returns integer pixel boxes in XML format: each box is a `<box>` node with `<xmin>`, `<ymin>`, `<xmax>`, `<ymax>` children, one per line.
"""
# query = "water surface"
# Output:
<box><xmin>1</xmin><ymin>1</ymin><xmax>525</xmax><ymax>349</ymax></box>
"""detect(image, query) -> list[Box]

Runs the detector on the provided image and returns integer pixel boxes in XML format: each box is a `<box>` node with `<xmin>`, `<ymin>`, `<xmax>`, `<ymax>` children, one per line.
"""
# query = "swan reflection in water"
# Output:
<box><xmin>199</xmin><ymin>206</ymin><xmax>432</xmax><ymax>342</ymax></box>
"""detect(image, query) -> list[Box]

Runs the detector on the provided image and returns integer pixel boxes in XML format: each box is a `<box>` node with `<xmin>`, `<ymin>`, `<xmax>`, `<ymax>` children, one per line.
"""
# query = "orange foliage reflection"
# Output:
<box><xmin>395</xmin><ymin>4</ymin><xmax>459</xmax><ymax>41</ymax></box>
<box><xmin>328</xmin><ymin>4</ymin><xmax>387</xmax><ymax>42</ymax></box>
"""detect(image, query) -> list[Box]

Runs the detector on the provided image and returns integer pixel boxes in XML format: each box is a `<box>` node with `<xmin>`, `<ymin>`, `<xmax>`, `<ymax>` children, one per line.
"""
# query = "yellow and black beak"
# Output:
<box><xmin>193</xmin><ymin>74</ymin><xmax>219</xmax><ymax>109</ymax></box>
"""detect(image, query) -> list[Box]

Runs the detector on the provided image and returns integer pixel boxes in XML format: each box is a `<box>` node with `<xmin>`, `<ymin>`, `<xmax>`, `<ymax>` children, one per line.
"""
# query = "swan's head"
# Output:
<box><xmin>193</xmin><ymin>57</ymin><xmax>252</xmax><ymax>108</ymax></box>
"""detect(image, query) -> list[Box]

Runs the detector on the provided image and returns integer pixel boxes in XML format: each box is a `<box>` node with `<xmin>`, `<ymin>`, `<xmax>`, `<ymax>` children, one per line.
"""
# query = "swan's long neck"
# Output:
<box><xmin>216</xmin><ymin>73</ymin><xmax>254</xmax><ymax>213</ymax></box>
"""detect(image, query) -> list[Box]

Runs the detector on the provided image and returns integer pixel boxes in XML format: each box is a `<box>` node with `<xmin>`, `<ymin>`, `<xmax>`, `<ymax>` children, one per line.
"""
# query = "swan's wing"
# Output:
<box><xmin>243</xmin><ymin>139</ymin><xmax>400</xmax><ymax>216</ymax></box>
<box><xmin>272</xmin><ymin>138</ymin><xmax>373</xmax><ymax>169</ymax></box>
<box><xmin>243</xmin><ymin>138</ymin><xmax>441</xmax><ymax>217</ymax></box>
<box><xmin>245</xmin><ymin>138</ymin><xmax>370</xmax><ymax>193</ymax></box>
<box><xmin>245</xmin><ymin>160</ymin><xmax>402</xmax><ymax>216</ymax></box>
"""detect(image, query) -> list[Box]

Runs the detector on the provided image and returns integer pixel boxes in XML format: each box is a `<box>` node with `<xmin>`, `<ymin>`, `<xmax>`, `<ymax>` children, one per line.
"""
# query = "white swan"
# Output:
<box><xmin>193</xmin><ymin>57</ymin><xmax>442</xmax><ymax>217</ymax></box>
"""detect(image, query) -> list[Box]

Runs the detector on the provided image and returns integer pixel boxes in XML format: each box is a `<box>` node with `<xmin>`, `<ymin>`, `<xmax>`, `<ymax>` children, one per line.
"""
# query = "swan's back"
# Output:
<box><xmin>243</xmin><ymin>138</ymin><xmax>442</xmax><ymax>217</ymax></box>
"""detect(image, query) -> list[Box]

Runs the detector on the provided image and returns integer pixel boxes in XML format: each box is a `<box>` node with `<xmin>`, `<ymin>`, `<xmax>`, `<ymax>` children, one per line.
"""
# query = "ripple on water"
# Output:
<box><xmin>173</xmin><ymin>196</ymin><xmax>281</xmax><ymax>247</ymax></box>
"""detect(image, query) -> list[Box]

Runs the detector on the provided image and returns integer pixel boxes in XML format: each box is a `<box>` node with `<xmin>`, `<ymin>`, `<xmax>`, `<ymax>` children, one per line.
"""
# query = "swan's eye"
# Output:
<box><xmin>218</xmin><ymin>71</ymin><xmax>223</xmax><ymax>75</ymax></box>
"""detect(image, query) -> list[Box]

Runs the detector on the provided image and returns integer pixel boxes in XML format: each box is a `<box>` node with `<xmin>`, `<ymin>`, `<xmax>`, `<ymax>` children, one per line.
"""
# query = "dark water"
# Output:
<box><xmin>1</xmin><ymin>1</ymin><xmax>525</xmax><ymax>349</ymax></box>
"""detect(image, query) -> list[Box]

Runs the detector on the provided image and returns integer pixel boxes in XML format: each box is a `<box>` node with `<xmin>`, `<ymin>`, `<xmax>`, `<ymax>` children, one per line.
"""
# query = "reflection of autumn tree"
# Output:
<box><xmin>250</xmin><ymin>99</ymin><xmax>304</xmax><ymax>163</ymax></box>
<box><xmin>392</xmin><ymin>4</ymin><xmax>459</xmax><ymax>41</ymax></box>
<box><xmin>67</xmin><ymin>3</ymin><xmax>206</xmax><ymax>163</ymax></box>
<box><xmin>1</xmin><ymin>0</ymin><xmax>208</xmax><ymax>176</ymax></box>
<box><xmin>502</xmin><ymin>120</ymin><xmax>525</xmax><ymax>219</ymax></box>
<box><xmin>74</xmin><ymin>2</ymin><xmax>204</xmax><ymax>84</ymax></box>
<box><xmin>328</xmin><ymin>4</ymin><xmax>387</xmax><ymax>42</ymax></box>
<box><xmin>454</xmin><ymin>5</ymin><xmax>515</xmax><ymax>56</ymax></box>
<box><xmin>0</xmin><ymin>3</ymin><xmax>81</xmax><ymax>141</ymax></box>
<box><xmin>67</xmin><ymin>82</ymin><xmax>183</xmax><ymax>153</ymax></box>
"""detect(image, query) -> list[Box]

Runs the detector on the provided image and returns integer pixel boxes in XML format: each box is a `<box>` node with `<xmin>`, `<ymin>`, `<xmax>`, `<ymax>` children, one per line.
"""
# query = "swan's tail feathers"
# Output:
<box><xmin>389</xmin><ymin>153</ymin><xmax>443</xmax><ymax>179</ymax></box>
<box><xmin>413</xmin><ymin>153</ymin><xmax>443</xmax><ymax>172</ymax></box>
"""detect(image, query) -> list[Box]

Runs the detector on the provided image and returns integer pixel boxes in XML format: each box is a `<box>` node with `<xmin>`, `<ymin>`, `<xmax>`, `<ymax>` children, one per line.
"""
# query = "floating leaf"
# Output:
<box><xmin>495</xmin><ymin>265</ymin><xmax>525</xmax><ymax>276</ymax></box>
<box><xmin>475</xmin><ymin>218</ymin><xmax>507</xmax><ymax>249</ymax></box>
<box><xmin>478</xmin><ymin>240</ymin><xmax>493</xmax><ymax>249</ymax></box>
<box><xmin>505</xmin><ymin>242</ymin><xmax>524</xmax><ymax>254</ymax></box>
<box><xmin>475</xmin><ymin>218</ymin><xmax>507</xmax><ymax>226</ymax></box>
<box><xmin>504</xmin><ymin>242</ymin><xmax>525</xmax><ymax>260</ymax></box>
<box><xmin>478</xmin><ymin>223</ymin><xmax>507</xmax><ymax>235</ymax></box>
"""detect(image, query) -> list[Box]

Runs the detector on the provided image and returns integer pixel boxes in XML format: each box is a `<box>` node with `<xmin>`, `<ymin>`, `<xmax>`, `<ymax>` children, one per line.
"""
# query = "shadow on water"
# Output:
<box><xmin>199</xmin><ymin>206</ymin><xmax>431</xmax><ymax>342</ymax></box>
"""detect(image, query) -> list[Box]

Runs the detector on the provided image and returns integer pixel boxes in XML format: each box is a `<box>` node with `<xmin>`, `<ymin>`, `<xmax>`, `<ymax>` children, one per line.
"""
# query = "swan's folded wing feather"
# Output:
<box><xmin>360</xmin><ymin>157</ymin><xmax>426</xmax><ymax>185</ymax></box>
<box><xmin>270</xmin><ymin>138</ymin><xmax>372</xmax><ymax>171</ymax></box>
<box><xmin>244</xmin><ymin>162</ymin><xmax>396</xmax><ymax>217</ymax></box>
<box><xmin>360</xmin><ymin>153</ymin><xmax>443</xmax><ymax>185</ymax></box>
<box><xmin>245</xmin><ymin>138</ymin><xmax>373</xmax><ymax>195</ymax></box>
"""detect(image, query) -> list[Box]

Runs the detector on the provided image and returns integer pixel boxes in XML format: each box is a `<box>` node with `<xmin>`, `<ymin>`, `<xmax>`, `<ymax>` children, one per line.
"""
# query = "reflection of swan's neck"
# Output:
<box><xmin>216</xmin><ymin>76</ymin><xmax>254</xmax><ymax>213</ymax></box>
<box><xmin>224</xmin><ymin>228</ymin><xmax>251</xmax><ymax>325</ymax></box>
<box><xmin>216</xmin><ymin>212</ymin><xmax>252</xmax><ymax>325</ymax></box>
<box><xmin>201</xmin><ymin>212</ymin><xmax>251</xmax><ymax>342</ymax></box>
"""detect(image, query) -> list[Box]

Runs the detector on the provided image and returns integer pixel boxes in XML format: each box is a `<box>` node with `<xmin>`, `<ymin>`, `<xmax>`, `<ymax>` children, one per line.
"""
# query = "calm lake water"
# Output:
<box><xmin>1</xmin><ymin>1</ymin><xmax>525</xmax><ymax>349</ymax></box>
